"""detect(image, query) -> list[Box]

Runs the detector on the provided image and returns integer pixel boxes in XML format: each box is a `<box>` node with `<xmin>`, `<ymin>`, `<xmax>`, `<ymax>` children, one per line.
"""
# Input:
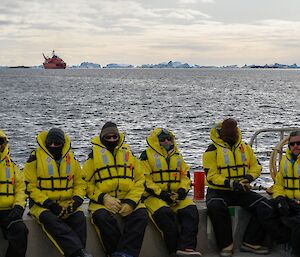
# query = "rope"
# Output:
<box><xmin>269</xmin><ymin>136</ymin><xmax>289</xmax><ymax>181</ymax></box>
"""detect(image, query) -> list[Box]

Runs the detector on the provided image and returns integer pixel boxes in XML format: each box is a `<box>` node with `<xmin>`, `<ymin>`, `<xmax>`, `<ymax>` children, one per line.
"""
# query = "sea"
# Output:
<box><xmin>1</xmin><ymin>68</ymin><xmax>300</xmax><ymax>187</ymax></box>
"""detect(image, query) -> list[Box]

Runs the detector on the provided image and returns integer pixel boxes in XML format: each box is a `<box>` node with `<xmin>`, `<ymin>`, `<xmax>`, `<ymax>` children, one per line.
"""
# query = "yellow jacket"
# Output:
<box><xmin>24</xmin><ymin>131</ymin><xmax>85</xmax><ymax>217</ymax></box>
<box><xmin>140</xmin><ymin>128</ymin><xmax>191</xmax><ymax>196</ymax></box>
<box><xmin>83</xmin><ymin>133</ymin><xmax>145</xmax><ymax>212</ymax></box>
<box><xmin>273</xmin><ymin>149</ymin><xmax>300</xmax><ymax>200</ymax></box>
<box><xmin>203</xmin><ymin>122</ymin><xmax>262</xmax><ymax>190</ymax></box>
<box><xmin>0</xmin><ymin>130</ymin><xmax>26</xmax><ymax>210</ymax></box>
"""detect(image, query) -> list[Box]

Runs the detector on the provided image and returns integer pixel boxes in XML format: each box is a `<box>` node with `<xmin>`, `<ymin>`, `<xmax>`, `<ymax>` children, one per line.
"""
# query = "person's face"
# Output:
<box><xmin>289</xmin><ymin>135</ymin><xmax>300</xmax><ymax>156</ymax></box>
<box><xmin>159</xmin><ymin>135</ymin><xmax>174</xmax><ymax>150</ymax></box>
<box><xmin>103</xmin><ymin>133</ymin><xmax>119</xmax><ymax>143</ymax></box>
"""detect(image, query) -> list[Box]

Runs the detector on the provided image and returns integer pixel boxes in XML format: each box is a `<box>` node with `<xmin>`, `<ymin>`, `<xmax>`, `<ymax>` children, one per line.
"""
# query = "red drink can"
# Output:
<box><xmin>193</xmin><ymin>170</ymin><xmax>205</xmax><ymax>200</ymax></box>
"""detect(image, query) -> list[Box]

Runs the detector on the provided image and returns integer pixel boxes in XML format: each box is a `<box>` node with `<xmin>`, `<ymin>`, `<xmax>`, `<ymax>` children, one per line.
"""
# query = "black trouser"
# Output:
<box><xmin>257</xmin><ymin>198</ymin><xmax>300</xmax><ymax>256</ymax></box>
<box><xmin>152</xmin><ymin>205</ymin><xmax>199</xmax><ymax>254</ymax></box>
<box><xmin>206</xmin><ymin>188</ymin><xmax>267</xmax><ymax>249</ymax></box>
<box><xmin>39</xmin><ymin>210</ymin><xmax>87</xmax><ymax>257</ymax></box>
<box><xmin>0</xmin><ymin>210</ymin><xmax>28</xmax><ymax>257</ymax></box>
<box><xmin>92</xmin><ymin>208</ymin><xmax>148</xmax><ymax>257</ymax></box>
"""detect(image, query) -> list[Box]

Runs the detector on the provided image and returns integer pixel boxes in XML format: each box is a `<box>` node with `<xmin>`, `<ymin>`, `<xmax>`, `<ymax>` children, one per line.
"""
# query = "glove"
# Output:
<box><xmin>276</xmin><ymin>196</ymin><xmax>290</xmax><ymax>217</ymax></box>
<box><xmin>232</xmin><ymin>179</ymin><xmax>250</xmax><ymax>192</ymax></box>
<box><xmin>8</xmin><ymin>205</ymin><xmax>24</xmax><ymax>222</ymax></box>
<box><xmin>66</xmin><ymin>196</ymin><xmax>84</xmax><ymax>214</ymax></box>
<box><xmin>159</xmin><ymin>191</ymin><xmax>175</xmax><ymax>205</ymax></box>
<box><xmin>119</xmin><ymin>203</ymin><xmax>134</xmax><ymax>217</ymax></box>
<box><xmin>48</xmin><ymin>202</ymin><xmax>64</xmax><ymax>216</ymax></box>
<box><xmin>177</xmin><ymin>188</ymin><xmax>188</xmax><ymax>200</ymax></box>
<box><xmin>103</xmin><ymin>194</ymin><xmax>121</xmax><ymax>214</ymax></box>
<box><xmin>244</xmin><ymin>174</ymin><xmax>254</xmax><ymax>183</ymax></box>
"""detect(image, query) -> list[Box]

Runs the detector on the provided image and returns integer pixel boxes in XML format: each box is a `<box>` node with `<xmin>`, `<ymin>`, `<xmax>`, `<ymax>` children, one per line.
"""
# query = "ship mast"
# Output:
<box><xmin>42</xmin><ymin>53</ymin><xmax>48</xmax><ymax>60</ymax></box>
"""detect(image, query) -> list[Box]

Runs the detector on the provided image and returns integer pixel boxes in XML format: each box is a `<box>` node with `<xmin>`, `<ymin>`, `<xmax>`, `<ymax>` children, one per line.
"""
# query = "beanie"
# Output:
<box><xmin>221</xmin><ymin>118</ymin><xmax>237</xmax><ymax>132</ymax></box>
<box><xmin>158</xmin><ymin>128</ymin><xmax>171</xmax><ymax>140</ymax></box>
<box><xmin>100</xmin><ymin>122</ymin><xmax>119</xmax><ymax>139</ymax></box>
<box><xmin>45</xmin><ymin>128</ymin><xmax>65</xmax><ymax>145</ymax></box>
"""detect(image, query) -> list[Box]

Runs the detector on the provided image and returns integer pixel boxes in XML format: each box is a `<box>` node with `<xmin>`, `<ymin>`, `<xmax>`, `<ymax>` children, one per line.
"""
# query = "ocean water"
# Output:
<box><xmin>1</xmin><ymin>68</ymin><xmax>299</xmax><ymax>186</ymax></box>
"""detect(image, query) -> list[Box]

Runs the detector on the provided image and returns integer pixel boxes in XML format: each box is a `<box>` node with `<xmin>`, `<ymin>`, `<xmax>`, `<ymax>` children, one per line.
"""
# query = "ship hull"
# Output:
<box><xmin>43</xmin><ymin>63</ymin><xmax>66</xmax><ymax>69</ymax></box>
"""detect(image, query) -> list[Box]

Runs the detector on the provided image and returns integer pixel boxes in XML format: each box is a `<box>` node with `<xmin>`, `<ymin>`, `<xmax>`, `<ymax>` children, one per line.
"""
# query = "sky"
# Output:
<box><xmin>1</xmin><ymin>0</ymin><xmax>300</xmax><ymax>66</ymax></box>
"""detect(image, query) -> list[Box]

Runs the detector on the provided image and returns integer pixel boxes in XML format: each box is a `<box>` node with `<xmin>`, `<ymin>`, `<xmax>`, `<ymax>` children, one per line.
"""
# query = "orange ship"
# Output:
<box><xmin>42</xmin><ymin>50</ymin><xmax>66</xmax><ymax>69</ymax></box>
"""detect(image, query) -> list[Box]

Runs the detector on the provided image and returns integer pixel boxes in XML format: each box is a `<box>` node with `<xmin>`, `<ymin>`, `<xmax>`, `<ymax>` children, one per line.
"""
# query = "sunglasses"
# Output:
<box><xmin>0</xmin><ymin>138</ymin><xmax>5</xmax><ymax>145</ymax></box>
<box><xmin>289</xmin><ymin>141</ymin><xmax>300</xmax><ymax>147</ymax></box>
<box><xmin>104</xmin><ymin>135</ymin><xmax>119</xmax><ymax>140</ymax></box>
<box><xmin>47</xmin><ymin>141</ymin><xmax>63</xmax><ymax>147</ymax></box>
<box><xmin>159</xmin><ymin>137</ymin><xmax>172</xmax><ymax>142</ymax></box>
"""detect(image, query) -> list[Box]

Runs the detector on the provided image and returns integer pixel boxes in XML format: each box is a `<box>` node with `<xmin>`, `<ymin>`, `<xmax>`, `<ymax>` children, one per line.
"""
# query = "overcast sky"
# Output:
<box><xmin>1</xmin><ymin>0</ymin><xmax>300</xmax><ymax>66</ymax></box>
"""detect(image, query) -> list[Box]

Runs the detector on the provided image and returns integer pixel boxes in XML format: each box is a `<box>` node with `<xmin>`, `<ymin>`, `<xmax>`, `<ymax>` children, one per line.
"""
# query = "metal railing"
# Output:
<box><xmin>249</xmin><ymin>127</ymin><xmax>300</xmax><ymax>147</ymax></box>
<box><xmin>249</xmin><ymin>127</ymin><xmax>300</xmax><ymax>175</ymax></box>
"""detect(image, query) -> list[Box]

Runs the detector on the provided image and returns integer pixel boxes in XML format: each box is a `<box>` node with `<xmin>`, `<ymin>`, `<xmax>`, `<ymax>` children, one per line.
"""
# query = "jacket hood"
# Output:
<box><xmin>285</xmin><ymin>147</ymin><xmax>300</xmax><ymax>162</ymax></box>
<box><xmin>146</xmin><ymin>128</ymin><xmax>178</xmax><ymax>156</ymax></box>
<box><xmin>210</xmin><ymin>121</ymin><xmax>242</xmax><ymax>148</ymax></box>
<box><xmin>37</xmin><ymin>131</ymin><xmax>71</xmax><ymax>158</ymax></box>
<box><xmin>0</xmin><ymin>129</ymin><xmax>9</xmax><ymax>160</ymax></box>
<box><xmin>91</xmin><ymin>132</ymin><xmax>125</xmax><ymax>149</ymax></box>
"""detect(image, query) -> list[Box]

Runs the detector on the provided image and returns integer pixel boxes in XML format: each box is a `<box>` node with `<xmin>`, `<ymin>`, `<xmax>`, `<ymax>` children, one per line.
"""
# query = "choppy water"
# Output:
<box><xmin>1</xmin><ymin>68</ymin><xmax>300</xmax><ymax>186</ymax></box>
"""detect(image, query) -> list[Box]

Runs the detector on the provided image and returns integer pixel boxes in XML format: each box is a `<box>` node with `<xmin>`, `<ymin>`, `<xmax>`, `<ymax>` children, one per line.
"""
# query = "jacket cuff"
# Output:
<box><xmin>98</xmin><ymin>193</ymin><xmax>106</xmax><ymax>205</ymax></box>
<box><xmin>122</xmin><ymin>199</ymin><xmax>137</xmax><ymax>209</ymax></box>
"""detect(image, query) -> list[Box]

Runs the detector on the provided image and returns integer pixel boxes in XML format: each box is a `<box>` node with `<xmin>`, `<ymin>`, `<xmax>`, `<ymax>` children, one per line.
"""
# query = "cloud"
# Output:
<box><xmin>1</xmin><ymin>0</ymin><xmax>300</xmax><ymax>66</ymax></box>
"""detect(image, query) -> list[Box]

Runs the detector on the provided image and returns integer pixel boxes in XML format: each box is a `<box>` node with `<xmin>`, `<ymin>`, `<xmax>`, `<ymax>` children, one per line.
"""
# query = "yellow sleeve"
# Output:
<box><xmin>203</xmin><ymin>147</ymin><xmax>227</xmax><ymax>187</ymax></box>
<box><xmin>123</xmin><ymin>157</ymin><xmax>145</xmax><ymax>204</ymax></box>
<box><xmin>178</xmin><ymin>156</ymin><xmax>192</xmax><ymax>191</ymax></box>
<box><xmin>24</xmin><ymin>152</ymin><xmax>49</xmax><ymax>205</ymax></box>
<box><xmin>82</xmin><ymin>157</ymin><xmax>103</xmax><ymax>203</ymax></box>
<box><xmin>13</xmin><ymin>164</ymin><xmax>27</xmax><ymax>208</ymax></box>
<box><xmin>272</xmin><ymin>158</ymin><xmax>286</xmax><ymax>199</ymax></box>
<box><xmin>246</xmin><ymin>144</ymin><xmax>262</xmax><ymax>180</ymax></box>
<box><xmin>72</xmin><ymin>161</ymin><xmax>86</xmax><ymax>199</ymax></box>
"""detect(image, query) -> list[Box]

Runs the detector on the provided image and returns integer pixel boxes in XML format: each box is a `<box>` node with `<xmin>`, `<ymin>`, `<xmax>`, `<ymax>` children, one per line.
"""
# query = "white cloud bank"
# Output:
<box><xmin>0</xmin><ymin>0</ymin><xmax>300</xmax><ymax>66</ymax></box>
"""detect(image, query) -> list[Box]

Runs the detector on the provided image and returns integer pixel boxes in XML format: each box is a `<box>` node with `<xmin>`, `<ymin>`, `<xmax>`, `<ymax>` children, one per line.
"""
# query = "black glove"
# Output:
<box><xmin>232</xmin><ymin>179</ymin><xmax>250</xmax><ymax>192</ymax></box>
<box><xmin>44</xmin><ymin>200</ymin><xmax>63</xmax><ymax>216</ymax></box>
<box><xmin>67</xmin><ymin>196</ymin><xmax>84</xmax><ymax>214</ymax></box>
<box><xmin>276</xmin><ymin>196</ymin><xmax>290</xmax><ymax>216</ymax></box>
<box><xmin>159</xmin><ymin>191</ymin><xmax>174</xmax><ymax>205</ymax></box>
<box><xmin>244</xmin><ymin>174</ymin><xmax>254</xmax><ymax>183</ymax></box>
<box><xmin>177</xmin><ymin>188</ymin><xmax>188</xmax><ymax>200</ymax></box>
<box><xmin>8</xmin><ymin>205</ymin><xmax>24</xmax><ymax>222</ymax></box>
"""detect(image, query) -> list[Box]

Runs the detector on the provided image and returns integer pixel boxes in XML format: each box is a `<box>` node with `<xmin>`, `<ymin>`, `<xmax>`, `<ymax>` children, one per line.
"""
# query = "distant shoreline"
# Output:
<box><xmin>2</xmin><ymin>66</ymin><xmax>300</xmax><ymax>70</ymax></box>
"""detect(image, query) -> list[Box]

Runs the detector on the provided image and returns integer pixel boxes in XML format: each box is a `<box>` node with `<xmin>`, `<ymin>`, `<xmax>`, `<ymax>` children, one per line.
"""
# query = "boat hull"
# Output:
<box><xmin>43</xmin><ymin>63</ymin><xmax>66</xmax><ymax>69</ymax></box>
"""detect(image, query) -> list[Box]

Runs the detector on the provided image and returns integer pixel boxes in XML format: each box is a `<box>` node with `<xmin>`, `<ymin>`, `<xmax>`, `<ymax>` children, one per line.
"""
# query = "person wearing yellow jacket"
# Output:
<box><xmin>83</xmin><ymin>122</ymin><xmax>147</xmax><ymax>257</ymax></box>
<box><xmin>0</xmin><ymin>129</ymin><xmax>28</xmax><ymax>257</ymax></box>
<box><xmin>24</xmin><ymin>128</ymin><xmax>92</xmax><ymax>257</ymax></box>
<box><xmin>203</xmin><ymin>118</ymin><xmax>269</xmax><ymax>257</ymax></box>
<box><xmin>140</xmin><ymin>128</ymin><xmax>201</xmax><ymax>257</ymax></box>
<box><xmin>257</xmin><ymin>130</ymin><xmax>300</xmax><ymax>256</ymax></box>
